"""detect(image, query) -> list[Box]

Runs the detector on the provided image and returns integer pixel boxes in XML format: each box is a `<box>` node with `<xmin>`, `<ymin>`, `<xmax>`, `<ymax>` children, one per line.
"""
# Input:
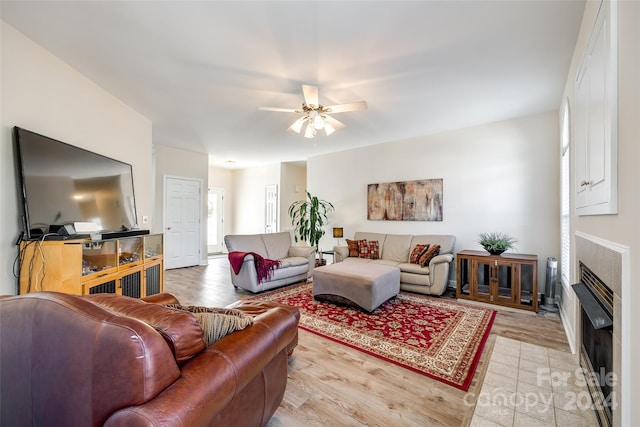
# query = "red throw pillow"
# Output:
<box><xmin>359</xmin><ymin>240</ymin><xmax>380</xmax><ymax>260</ymax></box>
<box><xmin>410</xmin><ymin>244</ymin><xmax>430</xmax><ymax>264</ymax></box>
<box><xmin>346</xmin><ymin>239</ymin><xmax>361</xmax><ymax>257</ymax></box>
<box><xmin>356</xmin><ymin>239</ymin><xmax>368</xmax><ymax>257</ymax></box>
<box><xmin>419</xmin><ymin>245</ymin><xmax>441</xmax><ymax>267</ymax></box>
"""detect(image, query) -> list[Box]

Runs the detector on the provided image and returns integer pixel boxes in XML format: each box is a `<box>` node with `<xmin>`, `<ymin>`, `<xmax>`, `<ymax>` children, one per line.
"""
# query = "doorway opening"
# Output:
<box><xmin>208</xmin><ymin>187</ymin><xmax>224</xmax><ymax>254</ymax></box>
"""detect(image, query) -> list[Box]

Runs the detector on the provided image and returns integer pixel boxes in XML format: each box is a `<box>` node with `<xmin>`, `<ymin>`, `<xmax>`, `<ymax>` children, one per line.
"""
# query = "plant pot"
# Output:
<box><xmin>486</xmin><ymin>249</ymin><xmax>506</xmax><ymax>256</ymax></box>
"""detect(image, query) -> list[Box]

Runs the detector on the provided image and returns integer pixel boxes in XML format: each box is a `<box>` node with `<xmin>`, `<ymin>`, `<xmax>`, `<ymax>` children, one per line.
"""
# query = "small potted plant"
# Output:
<box><xmin>478</xmin><ymin>232</ymin><xmax>517</xmax><ymax>256</ymax></box>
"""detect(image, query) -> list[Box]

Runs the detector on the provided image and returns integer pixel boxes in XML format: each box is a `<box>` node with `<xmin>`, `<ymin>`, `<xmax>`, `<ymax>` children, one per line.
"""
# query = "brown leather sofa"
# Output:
<box><xmin>0</xmin><ymin>291</ymin><xmax>299</xmax><ymax>426</ymax></box>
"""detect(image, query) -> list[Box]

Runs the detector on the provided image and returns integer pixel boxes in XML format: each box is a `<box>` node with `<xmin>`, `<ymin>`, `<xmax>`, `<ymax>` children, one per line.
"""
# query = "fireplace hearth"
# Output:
<box><xmin>572</xmin><ymin>261</ymin><xmax>613</xmax><ymax>427</ymax></box>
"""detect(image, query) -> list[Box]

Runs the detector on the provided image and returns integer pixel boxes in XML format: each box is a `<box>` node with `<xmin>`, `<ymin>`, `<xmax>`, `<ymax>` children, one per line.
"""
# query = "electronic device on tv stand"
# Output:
<box><xmin>101</xmin><ymin>229</ymin><xmax>150</xmax><ymax>240</ymax></box>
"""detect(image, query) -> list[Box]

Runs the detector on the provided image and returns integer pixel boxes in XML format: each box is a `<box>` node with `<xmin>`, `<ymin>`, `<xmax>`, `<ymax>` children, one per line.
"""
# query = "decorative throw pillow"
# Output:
<box><xmin>419</xmin><ymin>244</ymin><xmax>441</xmax><ymax>267</ymax></box>
<box><xmin>346</xmin><ymin>239</ymin><xmax>361</xmax><ymax>257</ymax></box>
<box><xmin>165</xmin><ymin>304</ymin><xmax>254</xmax><ymax>346</ymax></box>
<box><xmin>356</xmin><ymin>239</ymin><xmax>368</xmax><ymax>258</ymax></box>
<box><xmin>359</xmin><ymin>240</ymin><xmax>380</xmax><ymax>260</ymax></box>
<box><xmin>410</xmin><ymin>244</ymin><xmax>430</xmax><ymax>264</ymax></box>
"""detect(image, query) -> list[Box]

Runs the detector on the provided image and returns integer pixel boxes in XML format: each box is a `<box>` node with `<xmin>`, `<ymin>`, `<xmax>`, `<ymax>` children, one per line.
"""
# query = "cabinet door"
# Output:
<box><xmin>143</xmin><ymin>259</ymin><xmax>164</xmax><ymax>297</ymax></box>
<box><xmin>473</xmin><ymin>260</ymin><xmax>492</xmax><ymax>302</ymax></box>
<box><xmin>574</xmin><ymin>0</ymin><xmax>617</xmax><ymax>215</ymax></box>
<box><xmin>493</xmin><ymin>260</ymin><xmax>516</xmax><ymax>304</ymax></box>
<box><xmin>83</xmin><ymin>273</ymin><xmax>118</xmax><ymax>295</ymax></box>
<box><xmin>517</xmin><ymin>262</ymin><xmax>537</xmax><ymax>309</ymax></box>
<box><xmin>457</xmin><ymin>256</ymin><xmax>472</xmax><ymax>297</ymax></box>
<box><xmin>118</xmin><ymin>266</ymin><xmax>143</xmax><ymax>298</ymax></box>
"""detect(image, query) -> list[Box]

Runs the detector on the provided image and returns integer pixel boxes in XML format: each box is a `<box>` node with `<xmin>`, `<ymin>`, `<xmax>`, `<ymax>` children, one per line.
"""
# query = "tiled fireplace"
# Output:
<box><xmin>575</xmin><ymin>233</ymin><xmax>624</xmax><ymax>427</ymax></box>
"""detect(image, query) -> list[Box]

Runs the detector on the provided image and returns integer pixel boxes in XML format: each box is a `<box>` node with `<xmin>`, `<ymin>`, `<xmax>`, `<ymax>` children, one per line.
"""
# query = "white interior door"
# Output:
<box><xmin>265</xmin><ymin>185</ymin><xmax>278</xmax><ymax>234</ymax></box>
<box><xmin>208</xmin><ymin>187</ymin><xmax>224</xmax><ymax>253</ymax></box>
<box><xmin>164</xmin><ymin>176</ymin><xmax>201</xmax><ymax>269</ymax></box>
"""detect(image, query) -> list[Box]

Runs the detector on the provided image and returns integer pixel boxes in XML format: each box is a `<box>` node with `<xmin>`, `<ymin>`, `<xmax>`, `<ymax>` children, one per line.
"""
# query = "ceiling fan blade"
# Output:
<box><xmin>324</xmin><ymin>101</ymin><xmax>368</xmax><ymax>113</ymax></box>
<box><xmin>324</xmin><ymin>115</ymin><xmax>346</xmax><ymax>130</ymax></box>
<box><xmin>258</xmin><ymin>106</ymin><xmax>299</xmax><ymax>113</ymax></box>
<box><xmin>302</xmin><ymin>85</ymin><xmax>319</xmax><ymax>107</ymax></box>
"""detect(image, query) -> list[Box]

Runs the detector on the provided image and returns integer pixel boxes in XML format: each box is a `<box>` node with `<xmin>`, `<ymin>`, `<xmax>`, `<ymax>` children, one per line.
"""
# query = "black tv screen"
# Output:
<box><xmin>14</xmin><ymin>127</ymin><xmax>138</xmax><ymax>238</ymax></box>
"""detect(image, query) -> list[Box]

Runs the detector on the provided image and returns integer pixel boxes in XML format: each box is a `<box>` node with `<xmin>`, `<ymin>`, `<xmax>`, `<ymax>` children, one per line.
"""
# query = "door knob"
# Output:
<box><xmin>166</xmin><ymin>226</ymin><xmax>171</xmax><ymax>230</ymax></box>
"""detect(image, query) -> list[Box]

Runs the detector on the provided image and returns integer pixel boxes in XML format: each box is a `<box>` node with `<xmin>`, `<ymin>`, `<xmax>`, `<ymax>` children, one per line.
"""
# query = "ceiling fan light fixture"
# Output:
<box><xmin>290</xmin><ymin>117</ymin><xmax>305</xmax><ymax>133</ymax></box>
<box><xmin>259</xmin><ymin>84</ymin><xmax>367</xmax><ymax>139</ymax></box>
<box><xmin>324</xmin><ymin>122</ymin><xmax>336</xmax><ymax>136</ymax></box>
<box><xmin>303</xmin><ymin>123</ymin><xmax>315</xmax><ymax>138</ymax></box>
<box><xmin>313</xmin><ymin>114</ymin><xmax>325</xmax><ymax>130</ymax></box>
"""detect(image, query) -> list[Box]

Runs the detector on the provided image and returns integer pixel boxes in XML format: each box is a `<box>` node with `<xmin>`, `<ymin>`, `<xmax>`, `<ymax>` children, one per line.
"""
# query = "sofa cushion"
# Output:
<box><xmin>382</xmin><ymin>234</ymin><xmax>412</xmax><ymax>262</ymax></box>
<box><xmin>359</xmin><ymin>240</ymin><xmax>380</xmax><ymax>259</ymax></box>
<box><xmin>343</xmin><ymin>257</ymin><xmax>372</xmax><ymax>264</ymax></box>
<box><xmin>85</xmin><ymin>294</ymin><xmax>206</xmax><ymax>364</ymax></box>
<box><xmin>399</xmin><ymin>262</ymin><xmax>430</xmax><ymax>274</ymax></box>
<box><xmin>262</xmin><ymin>232</ymin><xmax>292</xmax><ymax>260</ymax></box>
<box><xmin>410</xmin><ymin>244</ymin><xmax>429</xmax><ymax>264</ymax></box>
<box><xmin>410</xmin><ymin>235</ymin><xmax>455</xmax><ymax>254</ymax></box>
<box><xmin>225</xmin><ymin>234</ymin><xmax>268</xmax><ymax>258</ymax></box>
<box><xmin>346</xmin><ymin>239</ymin><xmax>360</xmax><ymax>257</ymax></box>
<box><xmin>419</xmin><ymin>244</ymin><xmax>441</xmax><ymax>267</ymax></box>
<box><xmin>165</xmin><ymin>305</ymin><xmax>253</xmax><ymax>346</ymax></box>
<box><xmin>371</xmin><ymin>259</ymin><xmax>401</xmax><ymax>268</ymax></box>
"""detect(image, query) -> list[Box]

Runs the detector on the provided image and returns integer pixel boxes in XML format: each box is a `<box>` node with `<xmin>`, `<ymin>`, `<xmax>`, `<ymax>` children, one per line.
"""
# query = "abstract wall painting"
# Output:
<box><xmin>367</xmin><ymin>179</ymin><xmax>443</xmax><ymax>221</ymax></box>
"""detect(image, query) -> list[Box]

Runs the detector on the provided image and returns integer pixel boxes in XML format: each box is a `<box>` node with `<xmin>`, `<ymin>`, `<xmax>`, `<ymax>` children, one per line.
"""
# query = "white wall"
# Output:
<box><xmin>279</xmin><ymin>162</ymin><xmax>307</xmax><ymax>234</ymax></box>
<box><xmin>0</xmin><ymin>21</ymin><xmax>153</xmax><ymax>295</ymax></box>
<box><xmin>213</xmin><ymin>162</ymin><xmax>304</xmax><ymax>248</ymax></box>
<box><xmin>558</xmin><ymin>1</ymin><xmax>640</xmax><ymax>424</ymax></box>
<box><xmin>230</xmin><ymin>163</ymin><xmax>280</xmax><ymax>235</ymax></box>
<box><xmin>308</xmin><ymin>111</ymin><xmax>560</xmax><ymax>284</ymax></box>
<box><xmin>154</xmin><ymin>145</ymin><xmax>209</xmax><ymax>266</ymax></box>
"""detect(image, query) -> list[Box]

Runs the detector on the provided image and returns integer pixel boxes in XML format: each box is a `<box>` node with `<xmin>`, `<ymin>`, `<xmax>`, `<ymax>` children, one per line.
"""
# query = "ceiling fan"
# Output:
<box><xmin>259</xmin><ymin>85</ymin><xmax>367</xmax><ymax>138</ymax></box>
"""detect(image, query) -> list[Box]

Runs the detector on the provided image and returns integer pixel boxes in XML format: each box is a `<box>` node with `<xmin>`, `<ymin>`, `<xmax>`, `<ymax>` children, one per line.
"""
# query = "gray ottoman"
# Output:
<box><xmin>313</xmin><ymin>262</ymin><xmax>400</xmax><ymax>312</ymax></box>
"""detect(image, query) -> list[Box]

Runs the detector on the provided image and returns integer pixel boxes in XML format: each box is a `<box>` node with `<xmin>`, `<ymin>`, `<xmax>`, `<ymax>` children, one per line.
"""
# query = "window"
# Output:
<box><xmin>560</xmin><ymin>101</ymin><xmax>571</xmax><ymax>284</ymax></box>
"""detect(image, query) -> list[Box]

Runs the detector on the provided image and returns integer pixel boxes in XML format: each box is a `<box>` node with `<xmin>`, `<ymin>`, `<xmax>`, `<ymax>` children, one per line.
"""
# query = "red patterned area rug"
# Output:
<box><xmin>249</xmin><ymin>282</ymin><xmax>496</xmax><ymax>391</ymax></box>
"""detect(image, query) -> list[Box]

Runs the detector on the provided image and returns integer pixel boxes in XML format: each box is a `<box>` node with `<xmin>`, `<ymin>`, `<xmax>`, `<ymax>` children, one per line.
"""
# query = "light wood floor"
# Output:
<box><xmin>164</xmin><ymin>257</ymin><xmax>573</xmax><ymax>427</ymax></box>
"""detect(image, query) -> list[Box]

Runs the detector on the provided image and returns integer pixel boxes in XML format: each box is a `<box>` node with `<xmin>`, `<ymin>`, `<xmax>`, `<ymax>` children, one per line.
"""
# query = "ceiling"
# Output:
<box><xmin>1</xmin><ymin>1</ymin><xmax>585</xmax><ymax>169</ymax></box>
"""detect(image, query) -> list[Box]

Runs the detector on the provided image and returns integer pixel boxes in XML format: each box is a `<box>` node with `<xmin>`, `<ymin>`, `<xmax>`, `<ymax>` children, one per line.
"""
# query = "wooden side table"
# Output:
<box><xmin>456</xmin><ymin>250</ymin><xmax>538</xmax><ymax>312</ymax></box>
<box><xmin>321</xmin><ymin>250</ymin><xmax>335</xmax><ymax>264</ymax></box>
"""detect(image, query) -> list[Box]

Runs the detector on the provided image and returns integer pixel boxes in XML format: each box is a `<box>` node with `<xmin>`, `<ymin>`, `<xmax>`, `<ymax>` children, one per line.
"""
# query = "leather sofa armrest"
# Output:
<box><xmin>141</xmin><ymin>293</ymin><xmax>181</xmax><ymax>305</ymax></box>
<box><xmin>428</xmin><ymin>253</ymin><xmax>455</xmax><ymax>296</ymax></box>
<box><xmin>105</xmin><ymin>303</ymin><xmax>300</xmax><ymax>427</ymax></box>
<box><xmin>334</xmin><ymin>246</ymin><xmax>349</xmax><ymax>262</ymax></box>
<box><xmin>429</xmin><ymin>253</ymin><xmax>454</xmax><ymax>266</ymax></box>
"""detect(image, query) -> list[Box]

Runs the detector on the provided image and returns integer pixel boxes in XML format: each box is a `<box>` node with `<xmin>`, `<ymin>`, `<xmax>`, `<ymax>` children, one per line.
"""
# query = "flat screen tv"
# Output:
<box><xmin>14</xmin><ymin>127</ymin><xmax>138</xmax><ymax>239</ymax></box>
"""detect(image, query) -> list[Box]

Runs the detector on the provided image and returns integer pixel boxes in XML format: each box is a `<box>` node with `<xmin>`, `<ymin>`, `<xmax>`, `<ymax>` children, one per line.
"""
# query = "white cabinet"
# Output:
<box><xmin>574</xmin><ymin>0</ymin><xmax>617</xmax><ymax>216</ymax></box>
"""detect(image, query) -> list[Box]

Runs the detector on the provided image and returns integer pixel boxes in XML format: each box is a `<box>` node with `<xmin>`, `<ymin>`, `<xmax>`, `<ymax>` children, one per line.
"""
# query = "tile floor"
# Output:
<box><xmin>470</xmin><ymin>336</ymin><xmax>599</xmax><ymax>426</ymax></box>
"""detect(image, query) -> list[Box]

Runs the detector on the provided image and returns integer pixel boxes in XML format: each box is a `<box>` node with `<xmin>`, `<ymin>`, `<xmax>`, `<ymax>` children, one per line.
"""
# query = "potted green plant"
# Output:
<box><xmin>478</xmin><ymin>232</ymin><xmax>517</xmax><ymax>255</ymax></box>
<box><xmin>288</xmin><ymin>192</ymin><xmax>334</xmax><ymax>259</ymax></box>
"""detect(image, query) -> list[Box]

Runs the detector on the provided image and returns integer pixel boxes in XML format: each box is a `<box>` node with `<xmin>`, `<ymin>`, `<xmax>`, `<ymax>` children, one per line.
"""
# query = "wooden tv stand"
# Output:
<box><xmin>19</xmin><ymin>233</ymin><xmax>163</xmax><ymax>298</ymax></box>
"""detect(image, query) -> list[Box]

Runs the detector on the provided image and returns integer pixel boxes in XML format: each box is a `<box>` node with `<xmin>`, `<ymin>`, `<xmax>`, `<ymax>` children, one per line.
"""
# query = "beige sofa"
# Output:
<box><xmin>334</xmin><ymin>232</ymin><xmax>456</xmax><ymax>296</ymax></box>
<box><xmin>224</xmin><ymin>231</ymin><xmax>315</xmax><ymax>293</ymax></box>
